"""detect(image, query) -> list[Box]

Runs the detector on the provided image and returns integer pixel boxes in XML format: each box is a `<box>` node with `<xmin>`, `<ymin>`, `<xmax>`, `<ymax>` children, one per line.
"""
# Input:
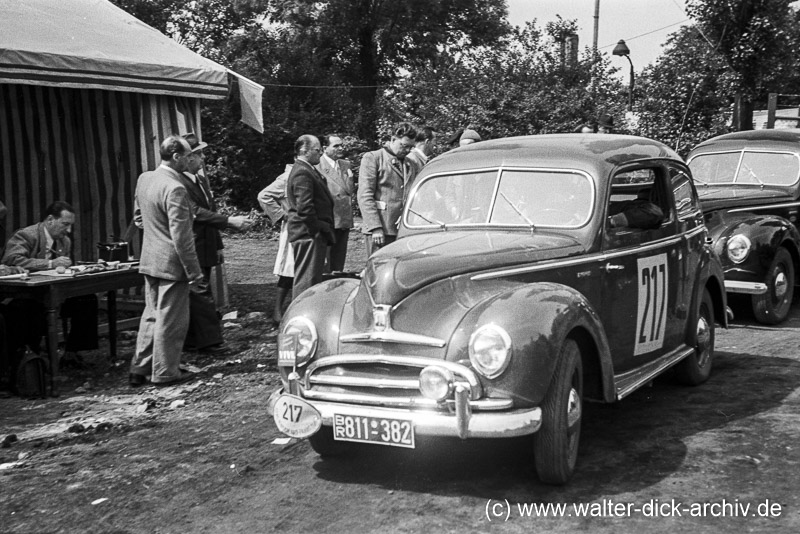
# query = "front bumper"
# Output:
<box><xmin>267</xmin><ymin>387</ymin><xmax>542</xmax><ymax>440</ymax></box>
<box><xmin>724</xmin><ymin>280</ymin><xmax>767</xmax><ymax>295</ymax></box>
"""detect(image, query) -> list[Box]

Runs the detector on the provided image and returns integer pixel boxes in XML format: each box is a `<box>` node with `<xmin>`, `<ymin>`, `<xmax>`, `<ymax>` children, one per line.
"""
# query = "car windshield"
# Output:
<box><xmin>405</xmin><ymin>169</ymin><xmax>594</xmax><ymax>228</ymax></box>
<box><xmin>689</xmin><ymin>150</ymin><xmax>800</xmax><ymax>186</ymax></box>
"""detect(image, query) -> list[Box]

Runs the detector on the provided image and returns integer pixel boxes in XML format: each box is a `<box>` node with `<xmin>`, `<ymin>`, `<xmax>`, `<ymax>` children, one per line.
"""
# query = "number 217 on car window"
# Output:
<box><xmin>635</xmin><ymin>254</ymin><xmax>668</xmax><ymax>356</ymax></box>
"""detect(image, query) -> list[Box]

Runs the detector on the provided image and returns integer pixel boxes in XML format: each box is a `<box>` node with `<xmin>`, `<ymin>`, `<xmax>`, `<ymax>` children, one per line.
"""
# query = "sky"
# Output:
<box><xmin>506</xmin><ymin>0</ymin><xmax>690</xmax><ymax>72</ymax></box>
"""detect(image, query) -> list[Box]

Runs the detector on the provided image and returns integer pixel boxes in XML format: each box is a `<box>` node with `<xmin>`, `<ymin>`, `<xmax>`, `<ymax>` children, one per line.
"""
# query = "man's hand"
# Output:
<box><xmin>188</xmin><ymin>273</ymin><xmax>205</xmax><ymax>286</ymax></box>
<box><xmin>0</xmin><ymin>264</ymin><xmax>25</xmax><ymax>276</ymax></box>
<box><xmin>52</xmin><ymin>256</ymin><xmax>72</xmax><ymax>268</ymax></box>
<box><xmin>228</xmin><ymin>216</ymin><xmax>254</xmax><ymax>231</ymax></box>
<box><xmin>372</xmin><ymin>229</ymin><xmax>385</xmax><ymax>246</ymax></box>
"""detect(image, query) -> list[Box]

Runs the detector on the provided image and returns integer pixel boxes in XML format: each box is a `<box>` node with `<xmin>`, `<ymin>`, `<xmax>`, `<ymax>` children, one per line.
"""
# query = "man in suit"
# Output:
<box><xmin>406</xmin><ymin>126</ymin><xmax>436</xmax><ymax>177</ymax></box>
<box><xmin>129</xmin><ymin>135</ymin><xmax>203</xmax><ymax>387</ymax></box>
<box><xmin>315</xmin><ymin>134</ymin><xmax>354</xmax><ymax>272</ymax></box>
<box><xmin>357</xmin><ymin>122</ymin><xmax>418</xmax><ymax>257</ymax></box>
<box><xmin>286</xmin><ymin>135</ymin><xmax>335</xmax><ymax>300</ymax></box>
<box><xmin>2</xmin><ymin>201</ymin><xmax>98</xmax><ymax>362</ymax></box>
<box><xmin>175</xmin><ymin>133</ymin><xmax>252</xmax><ymax>354</ymax></box>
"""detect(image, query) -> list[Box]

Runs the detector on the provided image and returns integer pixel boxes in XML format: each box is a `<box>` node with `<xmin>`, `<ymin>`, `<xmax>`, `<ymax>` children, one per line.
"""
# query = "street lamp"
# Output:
<box><xmin>612</xmin><ymin>39</ymin><xmax>634</xmax><ymax>111</ymax></box>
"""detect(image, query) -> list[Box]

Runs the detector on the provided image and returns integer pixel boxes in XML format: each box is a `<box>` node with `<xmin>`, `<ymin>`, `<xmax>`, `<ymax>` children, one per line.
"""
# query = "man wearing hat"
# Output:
<box><xmin>597</xmin><ymin>114</ymin><xmax>615</xmax><ymax>134</ymax></box>
<box><xmin>174</xmin><ymin>133</ymin><xmax>252</xmax><ymax>354</ymax></box>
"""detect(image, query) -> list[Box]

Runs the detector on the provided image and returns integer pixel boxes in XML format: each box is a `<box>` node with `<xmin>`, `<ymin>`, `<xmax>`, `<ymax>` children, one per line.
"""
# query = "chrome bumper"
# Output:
<box><xmin>725</xmin><ymin>280</ymin><xmax>767</xmax><ymax>295</ymax></box>
<box><xmin>267</xmin><ymin>387</ymin><xmax>542</xmax><ymax>440</ymax></box>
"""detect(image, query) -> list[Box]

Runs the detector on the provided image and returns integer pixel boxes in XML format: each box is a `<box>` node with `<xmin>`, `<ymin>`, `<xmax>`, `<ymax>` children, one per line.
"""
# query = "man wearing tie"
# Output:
<box><xmin>315</xmin><ymin>134</ymin><xmax>354</xmax><ymax>272</ymax></box>
<box><xmin>1</xmin><ymin>201</ymin><xmax>98</xmax><ymax>361</ymax></box>
<box><xmin>286</xmin><ymin>135</ymin><xmax>335</xmax><ymax>299</ymax></box>
<box><xmin>175</xmin><ymin>133</ymin><xmax>252</xmax><ymax>354</ymax></box>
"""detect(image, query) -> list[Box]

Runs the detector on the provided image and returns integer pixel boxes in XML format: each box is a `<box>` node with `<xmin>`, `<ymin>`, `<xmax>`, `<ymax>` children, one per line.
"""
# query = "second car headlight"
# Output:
<box><xmin>468</xmin><ymin>324</ymin><xmax>512</xmax><ymax>379</ymax></box>
<box><xmin>282</xmin><ymin>316</ymin><xmax>318</xmax><ymax>366</ymax></box>
<box><xmin>726</xmin><ymin>234</ymin><xmax>751</xmax><ymax>264</ymax></box>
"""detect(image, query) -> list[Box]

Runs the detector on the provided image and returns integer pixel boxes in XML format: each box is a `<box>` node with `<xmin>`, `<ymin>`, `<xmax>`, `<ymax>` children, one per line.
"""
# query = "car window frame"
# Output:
<box><xmin>687</xmin><ymin>148</ymin><xmax>800</xmax><ymax>187</ymax></box>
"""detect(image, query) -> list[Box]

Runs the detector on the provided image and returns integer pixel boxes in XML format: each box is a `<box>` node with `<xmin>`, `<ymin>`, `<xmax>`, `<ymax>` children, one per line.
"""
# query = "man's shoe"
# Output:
<box><xmin>153</xmin><ymin>371</ymin><xmax>196</xmax><ymax>387</ymax></box>
<box><xmin>129</xmin><ymin>373</ymin><xmax>147</xmax><ymax>387</ymax></box>
<box><xmin>199</xmin><ymin>343</ymin><xmax>230</xmax><ymax>355</ymax></box>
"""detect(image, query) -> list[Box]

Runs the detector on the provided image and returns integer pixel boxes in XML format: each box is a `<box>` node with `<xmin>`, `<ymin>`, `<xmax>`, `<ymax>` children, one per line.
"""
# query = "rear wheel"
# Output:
<box><xmin>752</xmin><ymin>247</ymin><xmax>794</xmax><ymax>324</ymax></box>
<box><xmin>308</xmin><ymin>427</ymin><xmax>350</xmax><ymax>457</ymax></box>
<box><xmin>676</xmin><ymin>288</ymin><xmax>714</xmax><ymax>385</ymax></box>
<box><xmin>533</xmin><ymin>339</ymin><xmax>583</xmax><ymax>485</ymax></box>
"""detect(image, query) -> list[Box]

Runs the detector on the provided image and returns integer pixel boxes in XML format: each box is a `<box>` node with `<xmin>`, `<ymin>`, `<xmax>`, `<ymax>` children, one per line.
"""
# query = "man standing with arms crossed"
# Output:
<box><xmin>129</xmin><ymin>135</ymin><xmax>203</xmax><ymax>387</ymax></box>
<box><xmin>315</xmin><ymin>134</ymin><xmax>354</xmax><ymax>272</ymax></box>
<box><xmin>357</xmin><ymin>122</ymin><xmax>418</xmax><ymax>257</ymax></box>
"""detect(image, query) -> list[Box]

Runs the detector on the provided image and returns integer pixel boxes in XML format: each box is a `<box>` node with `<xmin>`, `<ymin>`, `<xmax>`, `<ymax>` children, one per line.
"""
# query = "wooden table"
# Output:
<box><xmin>0</xmin><ymin>268</ymin><xmax>143</xmax><ymax>396</ymax></box>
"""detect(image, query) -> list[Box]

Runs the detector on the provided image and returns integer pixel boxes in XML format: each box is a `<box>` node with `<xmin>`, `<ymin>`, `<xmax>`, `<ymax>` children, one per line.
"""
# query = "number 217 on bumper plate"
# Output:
<box><xmin>333</xmin><ymin>414</ymin><xmax>415</xmax><ymax>448</ymax></box>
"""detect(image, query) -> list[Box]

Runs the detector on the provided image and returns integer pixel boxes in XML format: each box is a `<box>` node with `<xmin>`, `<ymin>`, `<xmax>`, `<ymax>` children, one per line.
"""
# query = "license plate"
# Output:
<box><xmin>273</xmin><ymin>394</ymin><xmax>321</xmax><ymax>438</ymax></box>
<box><xmin>332</xmin><ymin>414</ymin><xmax>415</xmax><ymax>448</ymax></box>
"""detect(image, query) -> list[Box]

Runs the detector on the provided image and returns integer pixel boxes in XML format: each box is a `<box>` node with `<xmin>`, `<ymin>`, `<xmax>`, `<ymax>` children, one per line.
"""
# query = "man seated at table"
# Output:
<box><xmin>1</xmin><ymin>201</ymin><xmax>98</xmax><ymax>364</ymax></box>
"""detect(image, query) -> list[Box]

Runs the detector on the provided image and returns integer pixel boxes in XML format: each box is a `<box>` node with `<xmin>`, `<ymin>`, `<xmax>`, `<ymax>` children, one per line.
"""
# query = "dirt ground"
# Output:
<box><xmin>1</xmin><ymin>228</ymin><xmax>799</xmax><ymax>534</ymax></box>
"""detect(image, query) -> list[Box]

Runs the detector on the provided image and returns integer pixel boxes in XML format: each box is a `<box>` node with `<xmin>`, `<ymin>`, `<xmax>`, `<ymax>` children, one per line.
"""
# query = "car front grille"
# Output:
<box><xmin>300</xmin><ymin>355</ymin><xmax>512</xmax><ymax>411</ymax></box>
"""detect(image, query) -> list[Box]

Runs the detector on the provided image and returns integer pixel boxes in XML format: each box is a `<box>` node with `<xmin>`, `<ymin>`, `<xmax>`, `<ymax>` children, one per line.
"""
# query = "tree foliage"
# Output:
<box><xmin>381</xmin><ymin>20</ymin><xmax>625</xmax><ymax>151</ymax></box>
<box><xmin>636</xmin><ymin>26</ymin><xmax>732</xmax><ymax>155</ymax></box>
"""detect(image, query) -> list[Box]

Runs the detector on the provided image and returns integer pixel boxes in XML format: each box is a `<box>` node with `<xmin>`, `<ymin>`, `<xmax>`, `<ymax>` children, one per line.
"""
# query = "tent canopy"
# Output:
<box><xmin>0</xmin><ymin>0</ymin><xmax>229</xmax><ymax>100</ymax></box>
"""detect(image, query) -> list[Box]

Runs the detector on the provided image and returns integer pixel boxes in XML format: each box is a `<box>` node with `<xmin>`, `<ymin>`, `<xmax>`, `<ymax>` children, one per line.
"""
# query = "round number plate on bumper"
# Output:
<box><xmin>273</xmin><ymin>394</ymin><xmax>322</xmax><ymax>438</ymax></box>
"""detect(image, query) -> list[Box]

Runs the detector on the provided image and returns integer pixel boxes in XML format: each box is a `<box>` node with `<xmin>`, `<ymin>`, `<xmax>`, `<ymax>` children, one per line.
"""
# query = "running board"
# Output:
<box><xmin>614</xmin><ymin>346</ymin><xmax>694</xmax><ymax>400</ymax></box>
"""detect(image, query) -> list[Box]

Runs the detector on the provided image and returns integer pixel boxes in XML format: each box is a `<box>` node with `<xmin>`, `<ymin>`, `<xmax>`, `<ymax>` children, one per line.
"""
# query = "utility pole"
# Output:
<box><xmin>593</xmin><ymin>0</ymin><xmax>600</xmax><ymax>53</ymax></box>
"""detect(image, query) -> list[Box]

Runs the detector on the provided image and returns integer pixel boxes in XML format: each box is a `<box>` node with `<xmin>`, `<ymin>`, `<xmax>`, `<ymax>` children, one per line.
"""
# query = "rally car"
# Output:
<box><xmin>268</xmin><ymin>134</ymin><xmax>727</xmax><ymax>485</ymax></box>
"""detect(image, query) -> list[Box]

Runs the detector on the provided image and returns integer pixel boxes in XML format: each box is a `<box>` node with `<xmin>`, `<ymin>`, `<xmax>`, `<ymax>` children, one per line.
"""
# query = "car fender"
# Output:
<box><xmin>447</xmin><ymin>281</ymin><xmax>614</xmax><ymax>407</ymax></box>
<box><xmin>707</xmin><ymin>211</ymin><xmax>800</xmax><ymax>278</ymax></box>
<box><xmin>278</xmin><ymin>277</ymin><xmax>360</xmax><ymax>379</ymax></box>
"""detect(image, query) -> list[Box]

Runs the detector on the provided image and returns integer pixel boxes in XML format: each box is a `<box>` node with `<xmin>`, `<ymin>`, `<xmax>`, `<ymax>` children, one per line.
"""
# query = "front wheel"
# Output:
<box><xmin>676</xmin><ymin>288</ymin><xmax>714</xmax><ymax>385</ymax></box>
<box><xmin>533</xmin><ymin>339</ymin><xmax>583</xmax><ymax>485</ymax></box>
<box><xmin>752</xmin><ymin>247</ymin><xmax>794</xmax><ymax>324</ymax></box>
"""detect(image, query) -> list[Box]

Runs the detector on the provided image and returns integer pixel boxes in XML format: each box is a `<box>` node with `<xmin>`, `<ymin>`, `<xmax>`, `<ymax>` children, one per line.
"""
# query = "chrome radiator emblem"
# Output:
<box><xmin>372</xmin><ymin>305</ymin><xmax>391</xmax><ymax>331</ymax></box>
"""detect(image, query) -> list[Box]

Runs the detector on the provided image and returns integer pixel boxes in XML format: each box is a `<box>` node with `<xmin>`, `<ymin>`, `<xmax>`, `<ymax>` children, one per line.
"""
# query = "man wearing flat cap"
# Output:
<box><xmin>174</xmin><ymin>133</ymin><xmax>253</xmax><ymax>354</ymax></box>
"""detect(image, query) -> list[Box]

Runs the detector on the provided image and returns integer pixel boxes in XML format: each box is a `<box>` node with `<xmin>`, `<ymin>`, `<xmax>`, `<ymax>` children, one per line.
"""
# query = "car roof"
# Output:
<box><xmin>422</xmin><ymin>134</ymin><xmax>683</xmax><ymax>179</ymax></box>
<box><xmin>689</xmin><ymin>128</ymin><xmax>800</xmax><ymax>157</ymax></box>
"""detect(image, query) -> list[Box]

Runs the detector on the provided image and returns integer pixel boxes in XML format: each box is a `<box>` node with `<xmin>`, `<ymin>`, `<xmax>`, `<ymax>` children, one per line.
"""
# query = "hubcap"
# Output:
<box><xmin>773</xmin><ymin>270</ymin><xmax>788</xmax><ymax>300</ymax></box>
<box><xmin>696</xmin><ymin>315</ymin><xmax>711</xmax><ymax>367</ymax></box>
<box><xmin>566</xmin><ymin>387</ymin><xmax>581</xmax><ymax>429</ymax></box>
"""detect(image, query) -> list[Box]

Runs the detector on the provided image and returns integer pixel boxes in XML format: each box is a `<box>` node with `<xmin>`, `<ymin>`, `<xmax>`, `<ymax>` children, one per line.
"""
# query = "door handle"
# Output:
<box><xmin>603</xmin><ymin>263</ymin><xmax>625</xmax><ymax>272</ymax></box>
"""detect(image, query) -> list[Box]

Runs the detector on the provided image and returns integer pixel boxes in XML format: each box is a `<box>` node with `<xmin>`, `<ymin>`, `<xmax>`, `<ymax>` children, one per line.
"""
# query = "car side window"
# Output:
<box><xmin>605</xmin><ymin>167</ymin><xmax>672</xmax><ymax>248</ymax></box>
<box><xmin>670</xmin><ymin>166</ymin><xmax>700</xmax><ymax>220</ymax></box>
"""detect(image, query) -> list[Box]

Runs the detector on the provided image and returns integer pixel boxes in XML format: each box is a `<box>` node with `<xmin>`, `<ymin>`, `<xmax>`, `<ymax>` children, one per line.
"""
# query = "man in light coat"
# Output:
<box><xmin>357</xmin><ymin>122</ymin><xmax>418</xmax><ymax>257</ymax></box>
<box><xmin>129</xmin><ymin>135</ymin><xmax>203</xmax><ymax>387</ymax></box>
<box><xmin>406</xmin><ymin>126</ymin><xmax>436</xmax><ymax>177</ymax></box>
<box><xmin>315</xmin><ymin>134</ymin><xmax>354</xmax><ymax>272</ymax></box>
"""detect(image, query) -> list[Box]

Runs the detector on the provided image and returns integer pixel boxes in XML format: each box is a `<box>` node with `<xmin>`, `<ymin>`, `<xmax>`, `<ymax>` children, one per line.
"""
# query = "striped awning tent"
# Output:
<box><xmin>0</xmin><ymin>0</ymin><xmax>262</xmax><ymax>261</ymax></box>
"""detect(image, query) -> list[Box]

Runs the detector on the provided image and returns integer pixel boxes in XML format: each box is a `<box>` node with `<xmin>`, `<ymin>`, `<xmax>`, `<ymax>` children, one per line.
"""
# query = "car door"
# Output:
<box><xmin>600</xmin><ymin>164</ymin><xmax>682</xmax><ymax>374</ymax></box>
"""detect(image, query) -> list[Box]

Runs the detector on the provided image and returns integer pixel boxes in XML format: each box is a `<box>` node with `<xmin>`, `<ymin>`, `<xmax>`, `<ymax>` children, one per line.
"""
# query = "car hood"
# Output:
<box><xmin>363</xmin><ymin>230</ymin><xmax>584</xmax><ymax>305</ymax></box>
<box><xmin>697</xmin><ymin>185</ymin><xmax>793</xmax><ymax>211</ymax></box>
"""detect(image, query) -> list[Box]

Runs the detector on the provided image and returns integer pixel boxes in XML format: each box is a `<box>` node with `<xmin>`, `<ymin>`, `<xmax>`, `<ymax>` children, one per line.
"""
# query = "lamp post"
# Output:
<box><xmin>612</xmin><ymin>39</ymin><xmax>634</xmax><ymax>111</ymax></box>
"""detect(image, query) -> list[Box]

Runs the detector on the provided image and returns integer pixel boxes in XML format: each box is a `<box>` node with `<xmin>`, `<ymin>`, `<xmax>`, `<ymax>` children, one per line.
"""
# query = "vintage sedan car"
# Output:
<box><xmin>687</xmin><ymin>129</ymin><xmax>800</xmax><ymax>324</ymax></box>
<box><xmin>268</xmin><ymin>134</ymin><xmax>727</xmax><ymax>485</ymax></box>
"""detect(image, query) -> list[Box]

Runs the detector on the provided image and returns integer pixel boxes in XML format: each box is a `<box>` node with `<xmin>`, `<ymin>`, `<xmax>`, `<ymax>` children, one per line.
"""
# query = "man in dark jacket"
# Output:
<box><xmin>286</xmin><ymin>135</ymin><xmax>335</xmax><ymax>299</ymax></box>
<box><xmin>175</xmin><ymin>133</ymin><xmax>252</xmax><ymax>353</ymax></box>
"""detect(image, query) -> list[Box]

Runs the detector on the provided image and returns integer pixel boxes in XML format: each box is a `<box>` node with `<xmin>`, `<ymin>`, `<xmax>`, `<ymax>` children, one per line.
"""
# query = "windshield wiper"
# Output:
<box><xmin>499</xmin><ymin>192</ymin><xmax>535</xmax><ymax>229</ymax></box>
<box><xmin>408</xmin><ymin>208</ymin><xmax>446</xmax><ymax>229</ymax></box>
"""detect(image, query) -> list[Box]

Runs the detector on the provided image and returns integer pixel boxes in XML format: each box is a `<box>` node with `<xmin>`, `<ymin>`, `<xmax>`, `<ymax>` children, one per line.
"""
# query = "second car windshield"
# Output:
<box><xmin>689</xmin><ymin>150</ymin><xmax>800</xmax><ymax>186</ymax></box>
<box><xmin>405</xmin><ymin>169</ymin><xmax>594</xmax><ymax>228</ymax></box>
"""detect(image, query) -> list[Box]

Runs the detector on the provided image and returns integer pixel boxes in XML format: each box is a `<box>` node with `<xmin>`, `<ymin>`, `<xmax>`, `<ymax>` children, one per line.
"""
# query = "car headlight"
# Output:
<box><xmin>468</xmin><ymin>324</ymin><xmax>512</xmax><ymax>379</ymax></box>
<box><xmin>419</xmin><ymin>366</ymin><xmax>454</xmax><ymax>402</ymax></box>
<box><xmin>727</xmin><ymin>234</ymin><xmax>751</xmax><ymax>264</ymax></box>
<box><xmin>282</xmin><ymin>316</ymin><xmax>318</xmax><ymax>366</ymax></box>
